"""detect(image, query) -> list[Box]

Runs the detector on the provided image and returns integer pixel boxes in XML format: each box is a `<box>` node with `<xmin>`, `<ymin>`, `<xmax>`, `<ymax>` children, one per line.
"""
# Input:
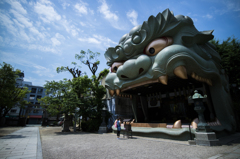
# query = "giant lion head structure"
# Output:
<box><xmin>104</xmin><ymin>9</ymin><xmax>236</xmax><ymax>132</ymax></box>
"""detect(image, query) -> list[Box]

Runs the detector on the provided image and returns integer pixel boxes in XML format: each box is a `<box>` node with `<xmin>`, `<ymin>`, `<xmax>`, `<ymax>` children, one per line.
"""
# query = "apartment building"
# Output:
<box><xmin>7</xmin><ymin>72</ymin><xmax>47</xmax><ymax>125</ymax></box>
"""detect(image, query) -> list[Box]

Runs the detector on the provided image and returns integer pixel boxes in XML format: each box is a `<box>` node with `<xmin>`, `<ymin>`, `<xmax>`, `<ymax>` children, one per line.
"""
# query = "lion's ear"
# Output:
<box><xmin>182</xmin><ymin>30</ymin><xmax>214</xmax><ymax>47</ymax></box>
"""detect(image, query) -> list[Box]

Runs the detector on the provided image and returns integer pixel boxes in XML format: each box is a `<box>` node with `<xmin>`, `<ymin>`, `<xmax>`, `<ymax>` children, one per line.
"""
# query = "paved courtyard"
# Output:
<box><xmin>40</xmin><ymin>127</ymin><xmax>240</xmax><ymax>159</ymax></box>
<box><xmin>0</xmin><ymin>126</ymin><xmax>240</xmax><ymax>159</ymax></box>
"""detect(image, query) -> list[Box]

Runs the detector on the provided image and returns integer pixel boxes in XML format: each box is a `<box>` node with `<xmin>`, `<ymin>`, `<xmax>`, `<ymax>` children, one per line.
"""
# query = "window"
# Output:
<box><xmin>29</xmin><ymin>95</ymin><xmax>35</xmax><ymax>100</ymax></box>
<box><xmin>10</xmin><ymin>109</ymin><xmax>17</xmax><ymax>113</ymax></box>
<box><xmin>36</xmin><ymin>95</ymin><xmax>41</xmax><ymax>99</ymax></box>
<box><xmin>33</xmin><ymin>110</ymin><xmax>39</xmax><ymax>113</ymax></box>
<box><xmin>38</xmin><ymin>88</ymin><xmax>43</xmax><ymax>94</ymax></box>
<box><xmin>31</xmin><ymin>88</ymin><xmax>36</xmax><ymax>93</ymax></box>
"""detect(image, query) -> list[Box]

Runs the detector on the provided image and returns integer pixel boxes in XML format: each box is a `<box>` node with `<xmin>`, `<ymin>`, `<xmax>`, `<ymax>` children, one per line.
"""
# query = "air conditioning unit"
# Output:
<box><xmin>148</xmin><ymin>98</ymin><xmax>161</xmax><ymax>108</ymax></box>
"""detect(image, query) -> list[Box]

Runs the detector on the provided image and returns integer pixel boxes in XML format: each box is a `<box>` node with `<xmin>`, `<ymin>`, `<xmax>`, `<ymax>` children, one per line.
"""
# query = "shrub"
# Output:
<box><xmin>53</xmin><ymin>121</ymin><xmax>57</xmax><ymax>126</ymax></box>
<box><xmin>81</xmin><ymin>118</ymin><xmax>102</xmax><ymax>132</ymax></box>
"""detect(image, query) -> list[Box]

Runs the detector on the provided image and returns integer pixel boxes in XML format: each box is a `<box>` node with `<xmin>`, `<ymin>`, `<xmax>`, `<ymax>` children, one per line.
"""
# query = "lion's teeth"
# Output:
<box><xmin>192</xmin><ymin>72</ymin><xmax>212</xmax><ymax>86</ymax></box>
<box><xmin>174</xmin><ymin>66</ymin><xmax>188</xmax><ymax>79</ymax></box>
<box><xmin>195</xmin><ymin>75</ymin><xmax>200</xmax><ymax>81</ymax></box>
<box><xmin>206</xmin><ymin>79</ymin><xmax>212</xmax><ymax>86</ymax></box>
<box><xmin>191</xmin><ymin>72</ymin><xmax>196</xmax><ymax>78</ymax></box>
<box><xmin>158</xmin><ymin>75</ymin><xmax>168</xmax><ymax>85</ymax></box>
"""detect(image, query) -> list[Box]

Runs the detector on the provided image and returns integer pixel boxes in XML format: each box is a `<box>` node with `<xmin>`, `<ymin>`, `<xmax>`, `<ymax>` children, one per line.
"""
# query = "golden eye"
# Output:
<box><xmin>145</xmin><ymin>37</ymin><xmax>173</xmax><ymax>56</ymax></box>
<box><xmin>111</xmin><ymin>62</ymin><xmax>123</xmax><ymax>73</ymax></box>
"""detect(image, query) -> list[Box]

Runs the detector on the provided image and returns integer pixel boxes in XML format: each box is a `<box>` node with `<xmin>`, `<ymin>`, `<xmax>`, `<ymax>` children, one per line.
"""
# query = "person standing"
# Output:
<box><xmin>117</xmin><ymin>118</ymin><xmax>121</xmax><ymax>139</ymax></box>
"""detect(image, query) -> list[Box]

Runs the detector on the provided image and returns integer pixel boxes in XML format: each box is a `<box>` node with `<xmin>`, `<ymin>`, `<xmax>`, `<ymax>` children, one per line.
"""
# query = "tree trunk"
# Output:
<box><xmin>62</xmin><ymin>113</ymin><xmax>70</xmax><ymax>132</ymax></box>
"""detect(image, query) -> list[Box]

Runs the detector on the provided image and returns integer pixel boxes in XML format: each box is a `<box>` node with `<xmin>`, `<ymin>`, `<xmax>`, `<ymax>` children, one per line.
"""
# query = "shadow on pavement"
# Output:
<box><xmin>54</xmin><ymin>132</ymin><xmax>89</xmax><ymax>135</ymax></box>
<box><xmin>1</xmin><ymin>135</ymin><xmax>26</xmax><ymax>139</ymax></box>
<box><xmin>219</xmin><ymin>133</ymin><xmax>240</xmax><ymax>146</ymax></box>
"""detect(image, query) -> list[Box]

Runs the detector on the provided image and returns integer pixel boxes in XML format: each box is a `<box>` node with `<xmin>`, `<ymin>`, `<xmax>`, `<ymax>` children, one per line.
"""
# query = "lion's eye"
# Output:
<box><xmin>144</xmin><ymin>37</ymin><xmax>173</xmax><ymax>56</ymax></box>
<box><xmin>149</xmin><ymin>48</ymin><xmax>155</xmax><ymax>54</ymax></box>
<box><xmin>111</xmin><ymin>62</ymin><xmax>124</xmax><ymax>73</ymax></box>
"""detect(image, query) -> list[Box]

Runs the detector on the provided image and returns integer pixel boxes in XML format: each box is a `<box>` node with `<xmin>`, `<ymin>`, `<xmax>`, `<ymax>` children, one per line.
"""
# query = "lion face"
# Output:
<box><xmin>104</xmin><ymin>9</ymin><xmax>236</xmax><ymax>132</ymax></box>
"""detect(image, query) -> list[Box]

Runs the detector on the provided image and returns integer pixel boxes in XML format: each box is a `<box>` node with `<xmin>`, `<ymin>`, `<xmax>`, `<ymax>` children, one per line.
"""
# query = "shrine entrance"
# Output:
<box><xmin>123</xmin><ymin>76</ymin><xmax>215</xmax><ymax>124</ymax></box>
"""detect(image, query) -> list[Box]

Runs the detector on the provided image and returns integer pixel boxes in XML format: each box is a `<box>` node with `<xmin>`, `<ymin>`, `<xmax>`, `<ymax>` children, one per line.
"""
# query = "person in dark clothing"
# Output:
<box><xmin>117</xmin><ymin>118</ymin><xmax>121</xmax><ymax>139</ymax></box>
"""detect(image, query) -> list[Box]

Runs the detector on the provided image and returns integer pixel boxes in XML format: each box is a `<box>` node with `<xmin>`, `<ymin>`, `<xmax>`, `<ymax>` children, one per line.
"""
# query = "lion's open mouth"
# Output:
<box><xmin>108</xmin><ymin>66</ymin><xmax>212</xmax><ymax>96</ymax></box>
<box><xmin>107</xmin><ymin>66</ymin><xmax>216</xmax><ymax>123</ymax></box>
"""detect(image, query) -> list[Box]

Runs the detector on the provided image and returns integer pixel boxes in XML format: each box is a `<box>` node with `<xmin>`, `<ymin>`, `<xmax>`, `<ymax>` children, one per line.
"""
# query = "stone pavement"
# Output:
<box><xmin>0</xmin><ymin>127</ymin><xmax>42</xmax><ymax>159</ymax></box>
<box><xmin>0</xmin><ymin>125</ymin><xmax>240</xmax><ymax>159</ymax></box>
<box><xmin>208</xmin><ymin>133</ymin><xmax>240</xmax><ymax>159</ymax></box>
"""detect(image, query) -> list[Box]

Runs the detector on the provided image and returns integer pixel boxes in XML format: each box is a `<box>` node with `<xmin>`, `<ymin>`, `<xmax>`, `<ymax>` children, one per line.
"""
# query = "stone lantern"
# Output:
<box><xmin>189</xmin><ymin>90</ymin><xmax>219</xmax><ymax>146</ymax></box>
<box><xmin>191</xmin><ymin>90</ymin><xmax>211</xmax><ymax>132</ymax></box>
<box><xmin>98</xmin><ymin>106</ymin><xmax>107</xmax><ymax>133</ymax></box>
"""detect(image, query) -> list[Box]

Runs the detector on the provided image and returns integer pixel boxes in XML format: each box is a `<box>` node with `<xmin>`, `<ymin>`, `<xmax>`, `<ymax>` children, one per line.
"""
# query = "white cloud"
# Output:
<box><xmin>0</xmin><ymin>11</ymin><xmax>18</xmax><ymax>35</ymax></box>
<box><xmin>98</xmin><ymin>0</ymin><xmax>127</xmax><ymax>30</ymax></box>
<box><xmin>89</xmin><ymin>9</ymin><xmax>94</xmax><ymax>15</ymax></box>
<box><xmin>62</xmin><ymin>2</ymin><xmax>70</xmax><ymax>9</ymax></box>
<box><xmin>51</xmin><ymin>33</ymin><xmax>65</xmax><ymax>46</ymax></box>
<box><xmin>13</xmin><ymin>19</ymin><xmax>25</xmax><ymax>28</ymax></box>
<box><xmin>74</xmin><ymin>2</ymin><xmax>88</xmax><ymax>15</ymax></box>
<box><xmin>98</xmin><ymin>0</ymin><xmax>118</xmax><ymax>21</ymax></box>
<box><xmin>9</xmin><ymin>9</ymin><xmax>32</xmax><ymax>27</ymax></box>
<box><xmin>19</xmin><ymin>44</ymin><xmax>57</xmax><ymax>54</ymax></box>
<box><xmin>213</xmin><ymin>0</ymin><xmax>240</xmax><ymax>15</ymax></box>
<box><xmin>7</xmin><ymin>4</ymin><xmax>45</xmax><ymax>40</ymax></box>
<box><xmin>55</xmin><ymin>33</ymin><xmax>65</xmax><ymax>40</ymax></box>
<box><xmin>191</xmin><ymin>18</ymin><xmax>198</xmax><ymax>22</ymax></box>
<box><xmin>29</xmin><ymin>27</ymin><xmax>45</xmax><ymax>39</ymax></box>
<box><xmin>19</xmin><ymin>30</ymin><xmax>31</xmax><ymax>42</ymax></box>
<box><xmin>74</xmin><ymin>1</ymin><xmax>94</xmax><ymax>16</ymax></box>
<box><xmin>39</xmin><ymin>0</ymin><xmax>52</xmax><ymax>5</ymax></box>
<box><xmin>203</xmin><ymin>14</ymin><xmax>213</xmax><ymax>19</ymax></box>
<box><xmin>0</xmin><ymin>51</ymin><xmax>55</xmax><ymax>79</ymax></box>
<box><xmin>93</xmin><ymin>34</ymin><xmax>117</xmax><ymax>47</ymax></box>
<box><xmin>78</xmin><ymin>37</ymin><xmax>101</xmax><ymax>44</ymax></box>
<box><xmin>225</xmin><ymin>0</ymin><xmax>240</xmax><ymax>12</ymax></box>
<box><xmin>62</xmin><ymin>18</ymin><xmax>80</xmax><ymax>36</ymax></box>
<box><xmin>34</xmin><ymin>1</ymin><xmax>61</xmax><ymax>23</ymax></box>
<box><xmin>51</xmin><ymin>37</ymin><xmax>60</xmax><ymax>46</ymax></box>
<box><xmin>127</xmin><ymin>10</ymin><xmax>138</xmax><ymax>26</ymax></box>
<box><xmin>80</xmin><ymin>22</ymin><xmax>86</xmax><ymax>26</ymax></box>
<box><xmin>0</xmin><ymin>36</ymin><xmax>3</xmax><ymax>43</ymax></box>
<box><xmin>6</xmin><ymin>0</ymin><xmax>27</xmax><ymax>15</ymax></box>
<box><xmin>20</xmin><ymin>0</ymin><xmax>27</xmax><ymax>3</ymax></box>
<box><xmin>78</xmin><ymin>34</ymin><xmax>117</xmax><ymax>48</ymax></box>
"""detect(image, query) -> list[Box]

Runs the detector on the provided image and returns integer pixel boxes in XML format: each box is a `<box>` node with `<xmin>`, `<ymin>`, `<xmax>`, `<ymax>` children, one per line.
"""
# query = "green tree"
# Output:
<box><xmin>0</xmin><ymin>62</ymin><xmax>29</xmax><ymax>123</ymax></box>
<box><xmin>39</xmin><ymin>79</ymin><xmax>79</xmax><ymax>132</ymax></box>
<box><xmin>56</xmin><ymin>49</ymin><xmax>109</xmax><ymax>131</ymax></box>
<box><xmin>210</xmin><ymin>37</ymin><xmax>240</xmax><ymax>131</ymax></box>
<box><xmin>210</xmin><ymin>37</ymin><xmax>240</xmax><ymax>85</ymax></box>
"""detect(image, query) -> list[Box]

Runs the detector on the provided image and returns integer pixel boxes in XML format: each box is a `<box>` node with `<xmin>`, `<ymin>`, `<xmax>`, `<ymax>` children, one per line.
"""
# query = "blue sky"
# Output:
<box><xmin>0</xmin><ymin>0</ymin><xmax>240</xmax><ymax>86</ymax></box>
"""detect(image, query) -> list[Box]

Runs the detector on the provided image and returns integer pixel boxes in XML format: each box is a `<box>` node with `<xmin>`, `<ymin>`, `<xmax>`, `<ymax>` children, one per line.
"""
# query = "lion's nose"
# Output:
<box><xmin>116</xmin><ymin>55</ymin><xmax>151</xmax><ymax>80</ymax></box>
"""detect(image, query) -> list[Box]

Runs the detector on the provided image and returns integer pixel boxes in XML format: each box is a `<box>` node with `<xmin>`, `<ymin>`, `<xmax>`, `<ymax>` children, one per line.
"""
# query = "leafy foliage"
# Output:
<box><xmin>210</xmin><ymin>37</ymin><xmax>240</xmax><ymax>131</ymax></box>
<box><xmin>0</xmin><ymin>62</ymin><xmax>29</xmax><ymax>118</ymax></box>
<box><xmin>81</xmin><ymin>118</ymin><xmax>102</xmax><ymax>132</ymax></box>
<box><xmin>75</xmin><ymin>49</ymin><xmax>100</xmax><ymax>75</ymax></box>
<box><xmin>54</xmin><ymin>49</ymin><xmax>110</xmax><ymax>131</ymax></box>
<box><xmin>210</xmin><ymin>37</ymin><xmax>240</xmax><ymax>85</ymax></box>
<box><xmin>38</xmin><ymin>79</ymin><xmax>77</xmax><ymax>115</ymax></box>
